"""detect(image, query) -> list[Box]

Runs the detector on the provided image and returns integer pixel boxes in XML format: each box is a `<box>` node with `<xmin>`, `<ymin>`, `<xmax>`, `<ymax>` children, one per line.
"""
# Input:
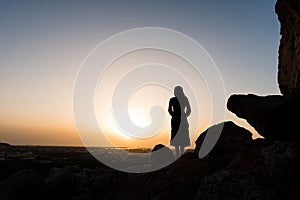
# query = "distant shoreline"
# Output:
<box><xmin>0</xmin><ymin>142</ymin><xmax>194</xmax><ymax>152</ymax></box>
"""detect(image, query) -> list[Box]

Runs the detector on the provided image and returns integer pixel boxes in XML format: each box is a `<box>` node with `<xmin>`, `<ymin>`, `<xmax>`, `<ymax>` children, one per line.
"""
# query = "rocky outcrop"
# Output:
<box><xmin>0</xmin><ymin>138</ymin><xmax>299</xmax><ymax>200</ymax></box>
<box><xmin>262</xmin><ymin>141</ymin><xmax>300</xmax><ymax>183</ymax></box>
<box><xmin>195</xmin><ymin>121</ymin><xmax>252</xmax><ymax>158</ymax></box>
<box><xmin>45</xmin><ymin>165</ymin><xmax>82</xmax><ymax>198</ymax></box>
<box><xmin>195</xmin><ymin>170</ymin><xmax>278</xmax><ymax>200</ymax></box>
<box><xmin>227</xmin><ymin>93</ymin><xmax>300</xmax><ymax>140</ymax></box>
<box><xmin>194</xmin><ymin>138</ymin><xmax>300</xmax><ymax>200</ymax></box>
<box><xmin>276</xmin><ymin>0</ymin><xmax>300</xmax><ymax>95</ymax></box>
<box><xmin>227</xmin><ymin>1</ymin><xmax>300</xmax><ymax>139</ymax></box>
<box><xmin>0</xmin><ymin>169</ymin><xmax>45</xmax><ymax>200</ymax></box>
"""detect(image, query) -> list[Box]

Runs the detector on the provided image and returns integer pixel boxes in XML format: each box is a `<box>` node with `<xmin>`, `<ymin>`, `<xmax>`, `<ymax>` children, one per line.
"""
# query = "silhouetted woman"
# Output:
<box><xmin>168</xmin><ymin>86</ymin><xmax>191</xmax><ymax>157</ymax></box>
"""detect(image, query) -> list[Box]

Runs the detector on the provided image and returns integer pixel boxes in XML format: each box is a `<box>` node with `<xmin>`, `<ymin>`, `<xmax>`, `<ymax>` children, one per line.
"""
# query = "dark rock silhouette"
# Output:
<box><xmin>261</xmin><ymin>141</ymin><xmax>300</xmax><ymax>183</ymax></box>
<box><xmin>195</xmin><ymin>121</ymin><xmax>252</xmax><ymax>158</ymax></box>
<box><xmin>0</xmin><ymin>142</ymin><xmax>11</xmax><ymax>151</ymax></box>
<box><xmin>219</xmin><ymin>1</ymin><xmax>300</xmax><ymax>199</ymax></box>
<box><xmin>152</xmin><ymin>144</ymin><xmax>166</xmax><ymax>152</ymax></box>
<box><xmin>276</xmin><ymin>0</ymin><xmax>300</xmax><ymax>95</ymax></box>
<box><xmin>45</xmin><ymin>165</ymin><xmax>82</xmax><ymax>199</ymax></box>
<box><xmin>195</xmin><ymin>170</ymin><xmax>278</xmax><ymax>200</ymax></box>
<box><xmin>227</xmin><ymin>93</ymin><xmax>300</xmax><ymax>140</ymax></box>
<box><xmin>0</xmin><ymin>169</ymin><xmax>45</xmax><ymax>200</ymax></box>
<box><xmin>0</xmin><ymin>138</ymin><xmax>299</xmax><ymax>199</ymax></box>
<box><xmin>151</xmin><ymin>144</ymin><xmax>175</xmax><ymax>168</ymax></box>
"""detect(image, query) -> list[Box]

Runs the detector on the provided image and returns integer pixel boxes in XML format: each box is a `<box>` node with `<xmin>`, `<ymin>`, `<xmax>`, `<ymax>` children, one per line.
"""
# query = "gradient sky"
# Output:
<box><xmin>0</xmin><ymin>0</ymin><xmax>280</xmax><ymax>147</ymax></box>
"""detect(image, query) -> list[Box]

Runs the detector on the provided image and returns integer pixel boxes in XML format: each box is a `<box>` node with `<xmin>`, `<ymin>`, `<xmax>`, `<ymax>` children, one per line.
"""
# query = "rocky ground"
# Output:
<box><xmin>0</xmin><ymin>131</ymin><xmax>299</xmax><ymax>200</ymax></box>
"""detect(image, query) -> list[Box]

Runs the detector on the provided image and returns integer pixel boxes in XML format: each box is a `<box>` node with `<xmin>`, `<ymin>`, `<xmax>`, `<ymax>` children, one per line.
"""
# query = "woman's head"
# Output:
<box><xmin>174</xmin><ymin>86</ymin><xmax>184</xmax><ymax>97</ymax></box>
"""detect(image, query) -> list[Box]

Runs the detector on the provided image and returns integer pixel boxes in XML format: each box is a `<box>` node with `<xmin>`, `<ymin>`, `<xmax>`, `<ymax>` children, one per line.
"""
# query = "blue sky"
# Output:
<box><xmin>0</xmin><ymin>0</ymin><xmax>280</xmax><ymax>146</ymax></box>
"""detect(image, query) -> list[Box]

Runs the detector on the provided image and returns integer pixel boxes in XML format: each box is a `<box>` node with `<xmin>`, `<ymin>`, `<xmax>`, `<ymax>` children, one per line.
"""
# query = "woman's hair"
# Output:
<box><xmin>174</xmin><ymin>86</ymin><xmax>187</xmax><ymax>100</ymax></box>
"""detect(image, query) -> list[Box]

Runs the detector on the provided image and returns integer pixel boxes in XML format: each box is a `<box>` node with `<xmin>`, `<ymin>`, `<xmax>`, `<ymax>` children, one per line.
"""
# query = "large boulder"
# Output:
<box><xmin>151</xmin><ymin>144</ymin><xmax>175</xmax><ymax>169</ymax></box>
<box><xmin>227</xmin><ymin>93</ymin><xmax>300</xmax><ymax>140</ymax></box>
<box><xmin>195</xmin><ymin>121</ymin><xmax>252</xmax><ymax>158</ymax></box>
<box><xmin>276</xmin><ymin>0</ymin><xmax>300</xmax><ymax>95</ymax></box>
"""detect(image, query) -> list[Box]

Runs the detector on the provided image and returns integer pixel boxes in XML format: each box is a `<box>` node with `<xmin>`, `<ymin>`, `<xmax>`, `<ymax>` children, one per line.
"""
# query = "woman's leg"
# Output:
<box><xmin>180</xmin><ymin>145</ymin><xmax>184</xmax><ymax>156</ymax></box>
<box><xmin>175</xmin><ymin>145</ymin><xmax>179</xmax><ymax>157</ymax></box>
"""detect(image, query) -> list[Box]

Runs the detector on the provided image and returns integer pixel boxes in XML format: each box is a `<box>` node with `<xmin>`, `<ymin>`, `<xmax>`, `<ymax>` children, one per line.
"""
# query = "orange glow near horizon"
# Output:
<box><xmin>0</xmin><ymin>112</ymin><xmax>261</xmax><ymax>148</ymax></box>
<box><xmin>0</xmin><ymin>0</ymin><xmax>280</xmax><ymax>150</ymax></box>
<box><xmin>0</xmin><ymin>48</ymin><xmax>263</xmax><ymax>148</ymax></box>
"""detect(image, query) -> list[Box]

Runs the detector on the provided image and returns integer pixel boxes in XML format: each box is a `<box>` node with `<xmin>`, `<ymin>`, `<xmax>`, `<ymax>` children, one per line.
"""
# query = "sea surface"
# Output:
<box><xmin>0</xmin><ymin>144</ymin><xmax>182</xmax><ymax>173</ymax></box>
<box><xmin>87</xmin><ymin>147</ymin><xmax>176</xmax><ymax>172</ymax></box>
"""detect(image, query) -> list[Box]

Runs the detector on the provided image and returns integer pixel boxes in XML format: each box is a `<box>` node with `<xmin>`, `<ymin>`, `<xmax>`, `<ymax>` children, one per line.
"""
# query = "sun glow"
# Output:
<box><xmin>90</xmin><ymin>47</ymin><xmax>215</xmax><ymax>148</ymax></box>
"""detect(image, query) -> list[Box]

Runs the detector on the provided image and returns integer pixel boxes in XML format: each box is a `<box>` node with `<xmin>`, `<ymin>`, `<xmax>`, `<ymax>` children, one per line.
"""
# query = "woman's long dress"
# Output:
<box><xmin>168</xmin><ymin>97</ymin><xmax>191</xmax><ymax>147</ymax></box>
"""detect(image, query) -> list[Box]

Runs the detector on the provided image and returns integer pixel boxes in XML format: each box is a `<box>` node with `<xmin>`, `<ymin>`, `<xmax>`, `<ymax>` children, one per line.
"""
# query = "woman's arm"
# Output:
<box><xmin>185</xmin><ymin>99</ymin><xmax>191</xmax><ymax>117</ymax></box>
<box><xmin>168</xmin><ymin>99</ymin><xmax>173</xmax><ymax>116</ymax></box>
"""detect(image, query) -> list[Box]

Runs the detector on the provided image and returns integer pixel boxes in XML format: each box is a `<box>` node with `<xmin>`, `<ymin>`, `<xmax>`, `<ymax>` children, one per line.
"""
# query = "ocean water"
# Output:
<box><xmin>0</xmin><ymin>145</ymin><xmax>188</xmax><ymax>173</ymax></box>
<box><xmin>87</xmin><ymin>147</ymin><xmax>178</xmax><ymax>173</ymax></box>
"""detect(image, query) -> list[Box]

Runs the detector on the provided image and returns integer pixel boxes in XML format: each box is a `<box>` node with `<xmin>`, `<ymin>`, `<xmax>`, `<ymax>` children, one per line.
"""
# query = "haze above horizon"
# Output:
<box><xmin>0</xmin><ymin>0</ymin><xmax>280</xmax><ymax>147</ymax></box>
